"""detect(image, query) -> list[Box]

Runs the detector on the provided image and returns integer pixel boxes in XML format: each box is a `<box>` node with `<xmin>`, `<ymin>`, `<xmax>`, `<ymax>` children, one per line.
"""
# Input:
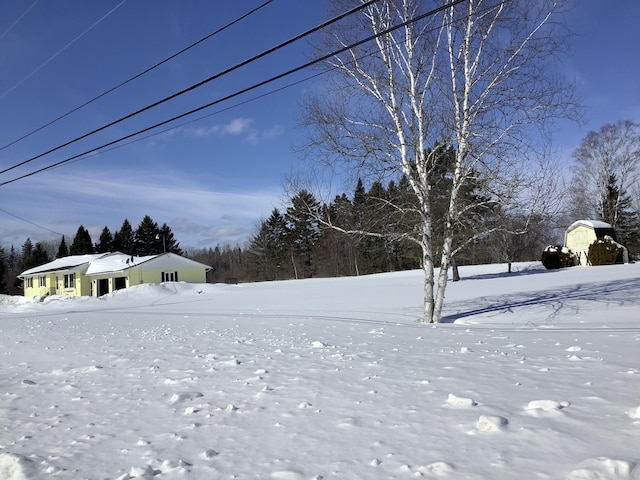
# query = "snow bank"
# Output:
<box><xmin>1</xmin><ymin>262</ymin><xmax>639</xmax><ymax>479</ymax></box>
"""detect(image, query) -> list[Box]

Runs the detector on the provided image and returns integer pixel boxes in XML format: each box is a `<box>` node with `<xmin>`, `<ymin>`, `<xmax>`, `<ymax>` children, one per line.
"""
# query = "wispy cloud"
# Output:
<box><xmin>1</xmin><ymin>168</ymin><xmax>283</xmax><ymax>249</ymax></box>
<box><xmin>183</xmin><ymin>117</ymin><xmax>253</xmax><ymax>138</ymax></box>
<box><xmin>178</xmin><ymin>117</ymin><xmax>283</xmax><ymax>145</ymax></box>
<box><xmin>223</xmin><ymin>117</ymin><xmax>252</xmax><ymax>135</ymax></box>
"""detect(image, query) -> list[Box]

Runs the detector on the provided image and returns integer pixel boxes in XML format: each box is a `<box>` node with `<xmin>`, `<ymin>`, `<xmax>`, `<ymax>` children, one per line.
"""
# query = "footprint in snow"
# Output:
<box><xmin>627</xmin><ymin>405</ymin><xmax>640</xmax><ymax>421</ymax></box>
<box><xmin>270</xmin><ymin>470</ymin><xmax>305</xmax><ymax>480</ymax></box>
<box><xmin>168</xmin><ymin>392</ymin><xmax>203</xmax><ymax>404</ymax></box>
<box><xmin>475</xmin><ymin>415</ymin><xmax>509</xmax><ymax>432</ymax></box>
<box><xmin>525</xmin><ymin>399</ymin><xmax>570</xmax><ymax>416</ymax></box>
<box><xmin>446</xmin><ymin>393</ymin><xmax>477</xmax><ymax>407</ymax></box>
<box><xmin>567</xmin><ymin>457</ymin><xmax>636</xmax><ymax>479</ymax></box>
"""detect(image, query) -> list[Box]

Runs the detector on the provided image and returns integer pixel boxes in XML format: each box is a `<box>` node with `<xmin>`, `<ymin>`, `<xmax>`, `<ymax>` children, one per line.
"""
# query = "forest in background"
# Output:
<box><xmin>2</xmin><ymin>121</ymin><xmax>639</xmax><ymax>295</ymax></box>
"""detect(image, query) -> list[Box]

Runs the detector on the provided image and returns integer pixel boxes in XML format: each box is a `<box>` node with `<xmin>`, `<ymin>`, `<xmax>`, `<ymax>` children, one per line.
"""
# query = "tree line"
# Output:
<box><xmin>186</xmin><ymin>168</ymin><xmax>554</xmax><ymax>284</ymax></box>
<box><xmin>0</xmin><ymin>215</ymin><xmax>182</xmax><ymax>294</ymax></box>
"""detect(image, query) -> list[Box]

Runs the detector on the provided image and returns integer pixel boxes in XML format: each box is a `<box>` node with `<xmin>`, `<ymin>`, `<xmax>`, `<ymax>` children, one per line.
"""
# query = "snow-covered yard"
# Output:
<box><xmin>1</xmin><ymin>262</ymin><xmax>639</xmax><ymax>479</ymax></box>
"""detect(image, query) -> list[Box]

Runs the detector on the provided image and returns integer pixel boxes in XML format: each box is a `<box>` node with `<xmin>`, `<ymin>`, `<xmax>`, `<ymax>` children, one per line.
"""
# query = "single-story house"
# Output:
<box><xmin>19</xmin><ymin>252</ymin><xmax>212</xmax><ymax>298</ymax></box>
<box><xmin>564</xmin><ymin>220</ymin><xmax>629</xmax><ymax>266</ymax></box>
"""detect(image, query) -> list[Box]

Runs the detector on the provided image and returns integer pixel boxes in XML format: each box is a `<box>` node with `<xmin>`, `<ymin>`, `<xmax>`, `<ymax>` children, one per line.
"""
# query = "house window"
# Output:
<box><xmin>161</xmin><ymin>271</ymin><xmax>178</xmax><ymax>282</ymax></box>
<box><xmin>25</xmin><ymin>277</ymin><xmax>33</xmax><ymax>288</ymax></box>
<box><xmin>64</xmin><ymin>273</ymin><xmax>75</xmax><ymax>289</ymax></box>
<box><xmin>39</xmin><ymin>276</ymin><xmax>46</xmax><ymax>287</ymax></box>
<box><xmin>114</xmin><ymin>277</ymin><xmax>127</xmax><ymax>290</ymax></box>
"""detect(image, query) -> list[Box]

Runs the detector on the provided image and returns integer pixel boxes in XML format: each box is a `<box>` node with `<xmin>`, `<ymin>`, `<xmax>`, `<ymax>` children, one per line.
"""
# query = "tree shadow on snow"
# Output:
<box><xmin>459</xmin><ymin>264</ymin><xmax>551</xmax><ymax>282</ymax></box>
<box><xmin>441</xmin><ymin>277</ymin><xmax>640</xmax><ymax>325</ymax></box>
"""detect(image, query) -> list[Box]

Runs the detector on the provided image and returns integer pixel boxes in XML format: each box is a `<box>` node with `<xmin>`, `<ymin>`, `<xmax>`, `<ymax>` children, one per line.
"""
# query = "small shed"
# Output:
<box><xmin>564</xmin><ymin>220</ymin><xmax>628</xmax><ymax>266</ymax></box>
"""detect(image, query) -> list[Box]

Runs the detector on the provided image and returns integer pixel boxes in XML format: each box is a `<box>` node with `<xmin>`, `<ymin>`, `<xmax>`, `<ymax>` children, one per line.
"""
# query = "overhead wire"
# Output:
<box><xmin>0</xmin><ymin>0</ymin><xmax>39</xmax><ymax>40</ymax></box>
<box><xmin>0</xmin><ymin>206</ymin><xmax>65</xmax><ymax>237</ymax></box>
<box><xmin>0</xmin><ymin>0</ymin><xmax>467</xmax><ymax>187</ymax></box>
<box><xmin>0</xmin><ymin>0</ymin><xmax>470</xmax><ymax>237</ymax></box>
<box><xmin>0</xmin><ymin>0</ymin><xmax>381</xmax><ymax>178</ymax></box>
<box><xmin>0</xmin><ymin>0</ymin><xmax>128</xmax><ymax>100</ymax></box>
<box><xmin>0</xmin><ymin>0</ymin><xmax>275</xmax><ymax>153</ymax></box>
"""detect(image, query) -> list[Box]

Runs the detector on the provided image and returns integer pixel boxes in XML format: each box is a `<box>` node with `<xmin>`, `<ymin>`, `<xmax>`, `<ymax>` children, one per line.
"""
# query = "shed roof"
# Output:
<box><xmin>567</xmin><ymin>220</ymin><xmax>613</xmax><ymax>231</ymax></box>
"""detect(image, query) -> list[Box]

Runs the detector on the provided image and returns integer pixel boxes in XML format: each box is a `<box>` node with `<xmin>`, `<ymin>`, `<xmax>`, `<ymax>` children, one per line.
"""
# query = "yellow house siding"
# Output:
<box><xmin>23</xmin><ymin>275</ymin><xmax>49</xmax><ymax>298</ymax></box>
<box><xmin>133</xmin><ymin>267</ymin><xmax>207</xmax><ymax>285</ymax></box>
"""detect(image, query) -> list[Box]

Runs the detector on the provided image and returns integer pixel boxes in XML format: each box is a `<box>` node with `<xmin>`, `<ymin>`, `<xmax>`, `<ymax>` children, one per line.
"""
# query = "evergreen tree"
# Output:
<box><xmin>112</xmin><ymin>219</ymin><xmax>135</xmax><ymax>254</ymax></box>
<box><xmin>0</xmin><ymin>246</ymin><xmax>7</xmax><ymax>294</ymax></box>
<box><xmin>95</xmin><ymin>227</ymin><xmax>114</xmax><ymax>253</ymax></box>
<box><xmin>158</xmin><ymin>223</ymin><xmax>182</xmax><ymax>255</ymax></box>
<box><xmin>135</xmin><ymin>215</ymin><xmax>161</xmax><ymax>255</ymax></box>
<box><xmin>353</xmin><ymin>178</ymin><xmax>366</xmax><ymax>230</ymax></box>
<box><xmin>22</xmin><ymin>242</ymin><xmax>51</xmax><ymax>270</ymax></box>
<box><xmin>285</xmin><ymin>190</ymin><xmax>321</xmax><ymax>279</ymax></box>
<box><xmin>600</xmin><ymin>174</ymin><xmax>640</xmax><ymax>258</ymax></box>
<box><xmin>359</xmin><ymin>181</ymin><xmax>391</xmax><ymax>273</ymax></box>
<box><xmin>32</xmin><ymin>243</ymin><xmax>51</xmax><ymax>266</ymax></box>
<box><xmin>315</xmin><ymin>194</ymin><xmax>358</xmax><ymax>277</ymax></box>
<box><xmin>248</xmin><ymin>209</ymin><xmax>289</xmax><ymax>281</ymax></box>
<box><xmin>7</xmin><ymin>246</ymin><xmax>20</xmax><ymax>294</ymax></box>
<box><xmin>56</xmin><ymin>236</ymin><xmax>69</xmax><ymax>258</ymax></box>
<box><xmin>69</xmin><ymin>226</ymin><xmax>94</xmax><ymax>255</ymax></box>
<box><xmin>21</xmin><ymin>238</ymin><xmax>33</xmax><ymax>268</ymax></box>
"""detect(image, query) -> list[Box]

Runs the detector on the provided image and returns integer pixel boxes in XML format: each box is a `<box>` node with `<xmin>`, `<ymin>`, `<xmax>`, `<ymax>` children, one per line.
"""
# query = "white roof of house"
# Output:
<box><xmin>84</xmin><ymin>253</ymin><xmax>157</xmax><ymax>275</ymax></box>
<box><xmin>20</xmin><ymin>253</ymin><xmax>108</xmax><ymax>276</ymax></box>
<box><xmin>21</xmin><ymin>252</ymin><xmax>211</xmax><ymax>277</ymax></box>
<box><xmin>567</xmin><ymin>220</ymin><xmax>613</xmax><ymax>231</ymax></box>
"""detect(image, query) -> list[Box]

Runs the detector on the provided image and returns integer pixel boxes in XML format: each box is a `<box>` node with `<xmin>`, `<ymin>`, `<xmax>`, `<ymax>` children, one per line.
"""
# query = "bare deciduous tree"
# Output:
<box><xmin>300</xmin><ymin>0</ymin><xmax>577</xmax><ymax>323</ymax></box>
<box><xmin>570</xmin><ymin>120</ymin><xmax>640</xmax><ymax>228</ymax></box>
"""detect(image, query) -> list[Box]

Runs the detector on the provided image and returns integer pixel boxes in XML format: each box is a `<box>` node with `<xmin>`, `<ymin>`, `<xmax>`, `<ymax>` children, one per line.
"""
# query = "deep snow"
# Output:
<box><xmin>1</xmin><ymin>262</ymin><xmax>639</xmax><ymax>479</ymax></box>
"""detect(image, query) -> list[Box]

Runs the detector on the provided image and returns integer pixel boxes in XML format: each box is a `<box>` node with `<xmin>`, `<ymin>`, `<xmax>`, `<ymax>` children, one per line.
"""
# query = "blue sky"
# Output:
<box><xmin>1</xmin><ymin>0</ymin><xmax>638</xmax><ymax>252</ymax></box>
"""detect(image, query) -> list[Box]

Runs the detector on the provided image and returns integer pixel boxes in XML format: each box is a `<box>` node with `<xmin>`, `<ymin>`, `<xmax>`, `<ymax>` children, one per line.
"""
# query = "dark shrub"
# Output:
<box><xmin>541</xmin><ymin>245</ymin><xmax>575</xmax><ymax>269</ymax></box>
<box><xmin>588</xmin><ymin>237</ymin><xmax>624</xmax><ymax>265</ymax></box>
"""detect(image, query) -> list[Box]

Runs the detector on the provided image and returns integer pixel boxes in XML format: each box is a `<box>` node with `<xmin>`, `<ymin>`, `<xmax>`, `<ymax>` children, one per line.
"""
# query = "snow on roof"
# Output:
<box><xmin>85</xmin><ymin>253</ymin><xmax>158</xmax><ymax>275</ymax></box>
<box><xmin>567</xmin><ymin>219</ymin><xmax>613</xmax><ymax>231</ymax></box>
<box><xmin>21</xmin><ymin>252</ymin><xmax>210</xmax><ymax>277</ymax></box>
<box><xmin>20</xmin><ymin>253</ymin><xmax>108</xmax><ymax>276</ymax></box>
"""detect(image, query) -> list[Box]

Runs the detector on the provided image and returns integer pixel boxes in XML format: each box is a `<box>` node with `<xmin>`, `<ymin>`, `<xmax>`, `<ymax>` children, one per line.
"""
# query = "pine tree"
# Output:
<box><xmin>248</xmin><ymin>209</ymin><xmax>290</xmax><ymax>281</ymax></box>
<box><xmin>56</xmin><ymin>236</ymin><xmax>69</xmax><ymax>258</ymax></box>
<box><xmin>21</xmin><ymin>242</ymin><xmax>51</xmax><ymax>270</ymax></box>
<box><xmin>158</xmin><ymin>223</ymin><xmax>182</xmax><ymax>255</ymax></box>
<box><xmin>285</xmin><ymin>191</ymin><xmax>321</xmax><ymax>279</ymax></box>
<box><xmin>21</xmin><ymin>238</ymin><xmax>33</xmax><ymax>268</ymax></box>
<box><xmin>69</xmin><ymin>226</ymin><xmax>94</xmax><ymax>255</ymax></box>
<box><xmin>112</xmin><ymin>219</ymin><xmax>135</xmax><ymax>254</ymax></box>
<box><xmin>6</xmin><ymin>246</ymin><xmax>21</xmax><ymax>294</ymax></box>
<box><xmin>135</xmin><ymin>215</ymin><xmax>161</xmax><ymax>255</ymax></box>
<box><xmin>315</xmin><ymin>194</ymin><xmax>358</xmax><ymax>277</ymax></box>
<box><xmin>600</xmin><ymin>174</ymin><xmax>640</xmax><ymax>257</ymax></box>
<box><xmin>0</xmin><ymin>246</ymin><xmax>7</xmax><ymax>294</ymax></box>
<box><xmin>95</xmin><ymin>227</ymin><xmax>114</xmax><ymax>253</ymax></box>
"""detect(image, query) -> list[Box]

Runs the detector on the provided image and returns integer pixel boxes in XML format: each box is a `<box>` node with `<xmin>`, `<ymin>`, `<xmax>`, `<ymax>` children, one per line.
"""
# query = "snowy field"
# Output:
<box><xmin>1</xmin><ymin>262</ymin><xmax>639</xmax><ymax>480</ymax></box>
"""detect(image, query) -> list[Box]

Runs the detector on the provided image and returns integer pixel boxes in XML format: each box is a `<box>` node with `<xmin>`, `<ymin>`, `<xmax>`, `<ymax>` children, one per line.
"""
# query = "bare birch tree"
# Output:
<box><xmin>300</xmin><ymin>0</ymin><xmax>577</xmax><ymax>323</ymax></box>
<box><xmin>570</xmin><ymin>120</ymin><xmax>640</xmax><ymax>227</ymax></box>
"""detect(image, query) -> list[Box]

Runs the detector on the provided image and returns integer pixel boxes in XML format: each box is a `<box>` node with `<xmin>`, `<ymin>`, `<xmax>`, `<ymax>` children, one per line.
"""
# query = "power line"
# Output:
<box><xmin>0</xmin><ymin>0</ymin><xmax>275</xmax><ymax>153</ymax></box>
<box><xmin>0</xmin><ymin>0</ymin><xmax>39</xmax><ymax>40</ymax></box>
<box><xmin>58</xmin><ymin>70</ymin><xmax>328</xmax><ymax>169</ymax></box>
<box><xmin>0</xmin><ymin>0</ymin><xmax>469</xmax><ymax>238</ymax></box>
<box><xmin>0</xmin><ymin>0</ymin><xmax>380</xmax><ymax>178</ymax></box>
<box><xmin>0</xmin><ymin>206</ymin><xmax>65</xmax><ymax>237</ymax></box>
<box><xmin>0</xmin><ymin>0</ymin><xmax>128</xmax><ymax>100</ymax></box>
<box><xmin>0</xmin><ymin>0</ymin><xmax>466</xmax><ymax>188</ymax></box>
